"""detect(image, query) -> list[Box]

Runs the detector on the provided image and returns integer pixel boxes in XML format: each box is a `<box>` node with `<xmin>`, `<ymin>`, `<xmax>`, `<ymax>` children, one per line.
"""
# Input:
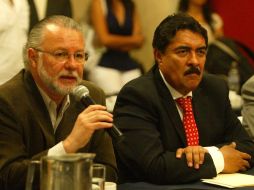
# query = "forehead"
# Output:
<box><xmin>41</xmin><ymin>24</ymin><xmax>85</xmax><ymax>49</ymax></box>
<box><xmin>168</xmin><ymin>29</ymin><xmax>206</xmax><ymax>49</ymax></box>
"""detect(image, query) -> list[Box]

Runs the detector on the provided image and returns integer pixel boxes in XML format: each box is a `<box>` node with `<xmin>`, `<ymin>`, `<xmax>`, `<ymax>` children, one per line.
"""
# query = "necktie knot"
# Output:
<box><xmin>176</xmin><ymin>96</ymin><xmax>192</xmax><ymax>113</ymax></box>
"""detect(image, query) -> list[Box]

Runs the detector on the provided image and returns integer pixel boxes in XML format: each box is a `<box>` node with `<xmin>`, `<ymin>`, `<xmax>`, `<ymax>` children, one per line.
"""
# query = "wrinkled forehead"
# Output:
<box><xmin>41</xmin><ymin>25</ymin><xmax>85</xmax><ymax>50</ymax></box>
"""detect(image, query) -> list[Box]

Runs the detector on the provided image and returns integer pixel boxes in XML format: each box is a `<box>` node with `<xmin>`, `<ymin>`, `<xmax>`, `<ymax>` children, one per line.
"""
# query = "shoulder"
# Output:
<box><xmin>116</xmin><ymin>68</ymin><xmax>161</xmax><ymax>110</ymax></box>
<box><xmin>199</xmin><ymin>73</ymin><xmax>228</xmax><ymax>95</ymax></box>
<box><xmin>0</xmin><ymin>71</ymin><xmax>26</xmax><ymax>99</ymax></box>
<box><xmin>241</xmin><ymin>75</ymin><xmax>254</xmax><ymax>98</ymax></box>
<box><xmin>120</xmin><ymin>70</ymin><xmax>155</xmax><ymax>95</ymax></box>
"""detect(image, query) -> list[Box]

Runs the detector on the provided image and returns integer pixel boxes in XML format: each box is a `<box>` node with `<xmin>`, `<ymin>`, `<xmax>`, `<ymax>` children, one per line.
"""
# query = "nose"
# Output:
<box><xmin>188</xmin><ymin>51</ymin><xmax>199</xmax><ymax>66</ymax></box>
<box><xmin>65</xmin><ymin>54</ymin><xmax>80</xmax><ymax>70</ymax></box>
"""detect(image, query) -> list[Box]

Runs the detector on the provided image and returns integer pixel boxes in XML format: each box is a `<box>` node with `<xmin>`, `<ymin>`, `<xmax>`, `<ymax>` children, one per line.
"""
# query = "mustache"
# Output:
<box><xmin>184</xmin><ymin>66</ymin><xmax>201</xmax><ymax>76</ymax></box>
<box><xmin>59</xmin><ymin>71</ymin><xmax>80</xmax><ymax>78</ymax></box>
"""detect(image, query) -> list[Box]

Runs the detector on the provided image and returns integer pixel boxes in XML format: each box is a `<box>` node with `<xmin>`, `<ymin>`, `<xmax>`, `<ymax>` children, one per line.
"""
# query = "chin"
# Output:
<box><xmin>186</xmin><ymin>80</ymin><xmax>201</xmax><ymax>91</ymax></box>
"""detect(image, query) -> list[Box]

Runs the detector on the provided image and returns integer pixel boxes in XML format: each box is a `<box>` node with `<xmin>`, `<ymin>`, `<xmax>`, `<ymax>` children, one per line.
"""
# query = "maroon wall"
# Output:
<box><xmin>212</xmin><ymin>0</ymin><xmax>254</xmax><ymax>51</ymax></box>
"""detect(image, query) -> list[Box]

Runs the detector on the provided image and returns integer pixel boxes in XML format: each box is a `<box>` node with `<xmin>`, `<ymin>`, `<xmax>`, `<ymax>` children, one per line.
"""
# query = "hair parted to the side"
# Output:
<box><xmin>152</xmin><ymin>13</ymin><xmax>208</xmax><ymax>54</ymax></box>
<box><xmin>23</xmin><ymin>15</ymin><xmax>84</xmax><ymax>70</ymax></box>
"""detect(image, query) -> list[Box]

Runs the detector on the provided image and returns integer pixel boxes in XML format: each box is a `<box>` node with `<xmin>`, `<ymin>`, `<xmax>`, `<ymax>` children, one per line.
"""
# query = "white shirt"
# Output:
<box><xmin>0</xmin><ymin>0</ymin><xmax>29</xmax><ymax>84</ymax></box>
<box><xmin>37</xmin><ymin>87</ymin><xmax>70</xmax><ymax>156</ymax></box>
<box><xmin>159</xmin><ymin>70</ymin><xmax>224</xmax><ymax>174</ymax></box>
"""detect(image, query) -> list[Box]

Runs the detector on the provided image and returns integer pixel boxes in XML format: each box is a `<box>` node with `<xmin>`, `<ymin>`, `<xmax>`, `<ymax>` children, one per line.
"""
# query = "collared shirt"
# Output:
<box><xmin>159</xmin><ymin>70</ymin><xmax>224</xmax><ymax>174</ymax></box>
<box><xmin>37</xmin><ymin>86</ymin><xmax>70</xmax><ymax>156</ymax></box>
<box><xmin>38</xmin><ymin>87</ymin><xmax>70</xmax><ymax>132</ymax></box>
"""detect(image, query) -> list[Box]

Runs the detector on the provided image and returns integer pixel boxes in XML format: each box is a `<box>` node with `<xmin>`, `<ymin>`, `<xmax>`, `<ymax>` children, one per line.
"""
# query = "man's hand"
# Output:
<box><xmin>63</xmin><ymin>105</ymin><xmax>113</xmax><ymax>153</ymax></box>
<box><xmin>220</xmin><ymin>142</ymin><xmax>251</xmax><ymax>173</ymax></box>
<box><xmin>176</xmin><ymin>146</ymin><xmax>208</xmax><ymax>169</ymax></box>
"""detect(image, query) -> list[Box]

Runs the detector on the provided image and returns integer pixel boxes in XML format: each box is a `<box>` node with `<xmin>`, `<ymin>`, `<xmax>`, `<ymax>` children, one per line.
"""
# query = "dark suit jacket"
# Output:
<box><xmin>0</xmin><ymin>70</ymin><xmax>117</xmax><ymax>190</ymax></box>
<box><xmin>28</xmin><ymin>0</ymin><xmax>72</xmax><ymax>31</ymax></box>
<box><xmin>113</xmin><ymin>64</ymin><xmax>254</xmax><ymax>184</ymax></box>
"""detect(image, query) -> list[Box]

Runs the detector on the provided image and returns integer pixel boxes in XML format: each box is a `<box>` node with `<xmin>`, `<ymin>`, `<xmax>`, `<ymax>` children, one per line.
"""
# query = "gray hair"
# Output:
<box><xmin>23</xmin><ymin>15</ymin><xmax>84</xmax><ymax>70</ymax></box>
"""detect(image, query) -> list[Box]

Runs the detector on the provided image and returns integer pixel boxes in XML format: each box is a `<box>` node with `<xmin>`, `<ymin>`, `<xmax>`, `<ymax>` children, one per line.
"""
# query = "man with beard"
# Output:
<box><xmin>113</xmin><ymin>13</ymin><xmax>254</xmax><ymax>185</ymax></box>
<box><xmin>0</xmin><ymin>15</ymin><xmax>117</xmax><ymax>190</ymax></box>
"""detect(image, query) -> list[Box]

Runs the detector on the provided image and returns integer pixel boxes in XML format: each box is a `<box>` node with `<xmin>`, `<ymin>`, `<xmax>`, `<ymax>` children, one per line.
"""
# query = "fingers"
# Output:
<box><xmin>176</xmin><ymin>148</ymin><xmax>184</xmax><ymax>159</ymax></box>
<box><xmin>83</xmin><ymin>105</ymin><xmax>108</xmax><ymax>113</ymax></box>
<box><xmin>64</xmin><ymin>105</ymin><xmax>113</xmax><ymax>153</ymax></box>
<box><xmin>239</xmin><ymin>159</ymin><xmax>251</xmax><ymax>172</ymax></box>
<box><xmin>176</xmin><ymin>146</ymin><xmax>207</xmax><ymax>169</ymax></box>
<box><xmin>221</xmin><ymin>144</ymin><xmax>252</xmax><ymax>173</ymax></box>
<box><xmin>185</xmin><ymin>146</ymin><xmax>206</xmax><ymax>169</ymax></box>
<box><xmin>240</xmin><ymin>152</ymin><xmax>252</xmax><ymax>161</ymax></box>
<box><xmin>80</xmin><ymin>105</ymin><xmax>113</xmax><ymax>127</ymax></box>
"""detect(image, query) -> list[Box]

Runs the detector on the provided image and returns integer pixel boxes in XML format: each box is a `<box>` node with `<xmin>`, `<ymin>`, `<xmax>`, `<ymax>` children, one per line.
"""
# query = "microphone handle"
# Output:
<box><xmin>80</xmin><ymin>96</ymin><xmax>123</xmax><ymax>139</ymax></box>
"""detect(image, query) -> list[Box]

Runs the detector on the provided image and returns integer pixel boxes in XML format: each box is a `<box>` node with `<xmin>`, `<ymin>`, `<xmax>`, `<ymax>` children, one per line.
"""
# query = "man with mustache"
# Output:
<box><xmin>0</xmin><ymin>15</ymin><xmax>117</xmax><ymax>190</ymax></box>
<box><xmin>113</xmin><ymin>13</ymin><xmax>254</xmax><ymax>184</ymax></box>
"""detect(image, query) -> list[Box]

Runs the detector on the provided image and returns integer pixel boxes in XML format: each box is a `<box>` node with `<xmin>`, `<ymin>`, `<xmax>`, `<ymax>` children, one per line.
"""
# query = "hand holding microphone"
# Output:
<box><xmin>72</xmin><ymin>85</ymin><xmax>123</xmax><ymax>140</ymax></box>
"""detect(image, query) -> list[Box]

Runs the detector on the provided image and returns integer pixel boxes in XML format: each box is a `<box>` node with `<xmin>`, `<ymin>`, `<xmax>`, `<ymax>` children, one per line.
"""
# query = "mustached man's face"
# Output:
<box><xmin>155</xmin><ymin>29</ymin><xmax>207</xmax><ymax>95</ymax></box>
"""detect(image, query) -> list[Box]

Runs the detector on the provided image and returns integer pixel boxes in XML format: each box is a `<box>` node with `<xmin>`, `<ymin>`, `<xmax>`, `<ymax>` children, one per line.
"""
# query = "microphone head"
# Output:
<box><xmin>72</xmin><ymin>85</ymin><xmax>90</xmax><ymax>100</ymax></box>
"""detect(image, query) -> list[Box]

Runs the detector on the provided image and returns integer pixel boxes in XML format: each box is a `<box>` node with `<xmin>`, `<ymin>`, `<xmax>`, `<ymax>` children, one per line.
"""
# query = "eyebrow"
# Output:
<box><xmin>173</xmin><ymin>45</ymin><xmax>207</xmax><ymax>51</ymax></box>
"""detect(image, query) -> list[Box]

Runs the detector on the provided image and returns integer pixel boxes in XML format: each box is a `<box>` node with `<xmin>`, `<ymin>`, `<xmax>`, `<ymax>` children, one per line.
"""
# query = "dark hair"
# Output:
<box><xmin>152</xmin><ymin>13</ymin><xmax>208</xmax><ymax>53</ymax></box>
<box><xmin>178</xmin><ymin>0</ymin><xmax>214</xmax><ymax>32</ymax></box>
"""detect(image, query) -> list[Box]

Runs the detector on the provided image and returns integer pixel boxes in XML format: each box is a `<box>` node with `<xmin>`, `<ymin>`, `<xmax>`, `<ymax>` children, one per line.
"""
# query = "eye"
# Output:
<box><xmin>176</xmin><ymin>48</ymin><xmax>189</xmax><ymax>57</ymax></box>
<box><xmin>75</xmin><ymin>52</ymin><xmax>85</xmax><ymax>59</ymax></box>
<box><xmin>196</xmin><ymin>49</ymin><xmax>207</xmax><ymax>57</ymax></box>
<box><xmin>54</xmin><ymin>51</ymin><xmax>68</xmax><ymax>58</ymax></box>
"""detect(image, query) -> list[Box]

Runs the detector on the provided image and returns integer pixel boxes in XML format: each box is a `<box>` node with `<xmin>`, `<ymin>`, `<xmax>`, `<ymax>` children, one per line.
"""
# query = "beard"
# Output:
<box><xmin>37</xmin><ymin>58</ymin><xmax>82</xmax><ymax>96</ymax></box>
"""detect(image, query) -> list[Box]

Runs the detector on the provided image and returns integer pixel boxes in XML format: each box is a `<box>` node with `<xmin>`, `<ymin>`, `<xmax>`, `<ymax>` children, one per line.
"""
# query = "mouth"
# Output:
<box><xmin>59</xmin><ymin>75</ymin><xmax>78</xmax><ymax>83</ymax></box>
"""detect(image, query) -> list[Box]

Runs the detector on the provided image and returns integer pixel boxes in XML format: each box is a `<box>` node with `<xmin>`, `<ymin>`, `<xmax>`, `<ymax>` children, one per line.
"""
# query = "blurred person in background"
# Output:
<box><xmin>88</xmin><ymin>0</ymin><xmax>144</xmax><ymax>111</ymax></box>
<box><xmin>28</xmin><ymin>0</ymin><xmax>72</xmax><ymax>31</ymax></box>
<box><xmin>178</xmin><ymin>0</ymin><xmax>223</xmax><ymax>44</ymax></box>
<box><xmin>0</xmin><ymin>0</ymin><xmax>29</xmax><ymax>85</ymax></box>
<box><xmin>241</xmin><ymin>75</ymin><xmax>254</xmax><ymax>140</ymax></box>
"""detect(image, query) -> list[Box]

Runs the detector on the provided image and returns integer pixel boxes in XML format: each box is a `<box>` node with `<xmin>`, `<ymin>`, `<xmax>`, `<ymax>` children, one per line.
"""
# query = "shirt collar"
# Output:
<box><xmin>36</xmin><ymin>85</ymin><xmax>70</xmax><ymax>117</ymax></box>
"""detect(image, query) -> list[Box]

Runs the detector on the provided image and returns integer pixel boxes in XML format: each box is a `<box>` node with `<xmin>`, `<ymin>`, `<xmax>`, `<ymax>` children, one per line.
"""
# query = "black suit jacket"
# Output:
<box><xmin>28</xmin><ymin>0</ymin><xmax>72</xmax><ymax>31</ymax></box>
<box><xmin>0</xmin><ymin>70</ymin><xmax>117</xmax><ymax>190</ymax></box>
<box><xmin>113</xmin><ymin>64</ymin><xmax>254</xmax><ymax>184</ymax></box>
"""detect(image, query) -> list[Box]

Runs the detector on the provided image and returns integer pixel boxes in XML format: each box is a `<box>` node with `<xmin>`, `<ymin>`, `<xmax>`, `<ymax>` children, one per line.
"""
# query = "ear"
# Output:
<box><xmin>28</xmin><ymin>48</ymin><xmax>38</xmax><ymax>68</ymax></box>
<box><xmin>153</xmin><ymin>49</ymin><xmax>163</xmax><ymax>65</ymax></box>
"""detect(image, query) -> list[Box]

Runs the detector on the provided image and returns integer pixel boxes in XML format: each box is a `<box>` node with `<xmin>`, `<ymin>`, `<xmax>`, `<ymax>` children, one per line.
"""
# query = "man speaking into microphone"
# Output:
<box><xmin>0</xmin><ymin>15</ymin><xmax>117</xmax><ymax>190</ymax></box>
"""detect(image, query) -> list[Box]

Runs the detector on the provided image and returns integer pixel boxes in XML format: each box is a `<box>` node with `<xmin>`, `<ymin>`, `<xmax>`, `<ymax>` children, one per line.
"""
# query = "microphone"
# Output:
<box><xmin>72</xmin><ymin>85</ymin><xmax>123</xmax><ymax>140</ymax></box>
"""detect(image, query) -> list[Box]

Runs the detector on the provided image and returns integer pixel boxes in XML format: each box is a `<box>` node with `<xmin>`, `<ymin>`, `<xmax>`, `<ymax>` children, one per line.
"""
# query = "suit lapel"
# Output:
<box><xmin>192</xmin><ymin>79</ymin><xmax>211</xmax><ymax>144</ymax></box>
<box><xmin>153</xmin><ymin>66</ymin><xmax>187</xmax><ymax>145</ymax></box>
<box><xmin>24</xmin><ymin>71</ymin><xmax>55</xmax><ymax>147</ymax></box>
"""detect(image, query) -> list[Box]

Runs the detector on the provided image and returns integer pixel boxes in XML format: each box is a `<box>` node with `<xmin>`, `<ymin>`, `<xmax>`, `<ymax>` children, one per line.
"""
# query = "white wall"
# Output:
<box><xmin>132</xmin><ymin>0</ymin><xmax>179</xmax><ymax>70</ymax></box>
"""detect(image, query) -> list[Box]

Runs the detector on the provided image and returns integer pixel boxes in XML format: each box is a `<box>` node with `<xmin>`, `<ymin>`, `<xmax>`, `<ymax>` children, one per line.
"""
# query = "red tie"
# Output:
<box><xmin>176</xmin><ymin>96</ymin><xmax>199</xmax><ymax>146</ymax></box>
